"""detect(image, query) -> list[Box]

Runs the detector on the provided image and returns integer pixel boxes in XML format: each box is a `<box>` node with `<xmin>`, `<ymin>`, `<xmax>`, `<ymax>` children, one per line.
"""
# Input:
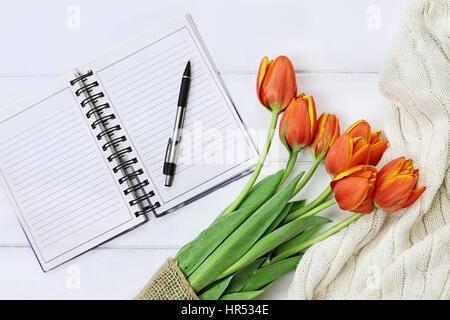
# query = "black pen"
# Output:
<box><xmin>163</xmin><ymin>61</ymin><xmax>191</xmax><ymax>187</ymax></box>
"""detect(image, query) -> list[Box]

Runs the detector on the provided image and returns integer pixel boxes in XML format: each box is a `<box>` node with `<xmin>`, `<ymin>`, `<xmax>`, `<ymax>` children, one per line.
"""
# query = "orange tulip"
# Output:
<box><xmin>346</xmin><ymin>120</ymin><xmax>388</xmax><ymax>166</ymax></box>
<box><xmin>330</xmin><ymin>165</ymin><xmax>377</xmax><ymax>214</ymax></box>
<box><xmin>374</xmin><ymin>157</ymin><xmax>426</xmax><ymax>213</ymax></box>
<box><xmin>325</xmin><ymin>132</ymin><xmax>370</xmax><ymax>176</ymax></box>
<box><xmin>310</xmin><ymin>113</ymin><xmax>340</xmax><ymax>160</ymax></box>
<box><xmin>257</xmin><ymin>56</ymin><xmax>297</xmax><ymax>114</ymax></box>
<box><xmin>279</xmin><ymin>94</ymin><xmax>317</xmax><ymax>151</ymax></box>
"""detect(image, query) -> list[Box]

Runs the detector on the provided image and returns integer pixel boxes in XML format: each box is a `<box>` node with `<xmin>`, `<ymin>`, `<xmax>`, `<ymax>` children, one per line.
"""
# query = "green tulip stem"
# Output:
<box><xmin>296</xmin><ymin>197</ymin><xmax>336</xmax><ymax>220</ymax></box>
<box><xmin>290</xmin><ymin>158</ymin><xmax>321</xmax><ymax>199</ymax></box>
<box><xmin>268</xmin><ymin>212</ymin><xmax>363</xmax><ymax>265</ymax></box>
<box><xmin>300</xmin><ymin>212</ymin><xmax>363</xmax><ymax>248</ymax></box>
<box><xmin>262</xmin><ymin>197</ymin><xmax>338</xmax><ymax>266</ymax></box>
<box><xmin>220</xmin><ymin>111</ymin><xmax>279</xmax><ymax>217</ymax></box>
<box><xmin>278</xmin><ymin>149</ymin><xmax>300</xmax><ymax>188</ymax></box>
<box><xmin>284</xmin><ymin>185</ymin><xmax>333</xmax><ymax>222</ymax></box>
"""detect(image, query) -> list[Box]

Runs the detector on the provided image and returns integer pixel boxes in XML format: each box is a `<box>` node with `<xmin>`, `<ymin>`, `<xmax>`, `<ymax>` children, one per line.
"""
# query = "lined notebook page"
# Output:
<box><xmin>0</xmin><ymin>88</ymin><xmax>135</xmax><ymax>269</ymax></box>
<box><xmin>96</xmin><ymin>26</ymin><xmax>256</xmax><ymax>206</ymax></box>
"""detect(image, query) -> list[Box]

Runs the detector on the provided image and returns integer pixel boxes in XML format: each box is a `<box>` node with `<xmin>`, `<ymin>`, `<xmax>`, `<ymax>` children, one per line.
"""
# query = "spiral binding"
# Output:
<box><xmin>97</xmin><ymin>125</ymin><xmax>121</xmax><ymax>140</ymax></box>
<box><xmin>70</xmin><ymin>70</ymin><xmax>160</xmax><ymax>217</ymax></box>
<box><xmin>86</xmin><ymin>103</ymin><xmax>110</xmax><ymax>119</ymax></box>
<box><xmin>91</xmin><ymin>114</ymin><xmax>116</xmax><ymax>129</ymax></box>
<box><xmin>103</xmin><ymin>136</ymin><xmax>127</xmax><ymax>151</ymax></box>
<box><xmin>113</xmin><ymin>158</ymin><xmax>137</xmax><ymax>173</ymax></box>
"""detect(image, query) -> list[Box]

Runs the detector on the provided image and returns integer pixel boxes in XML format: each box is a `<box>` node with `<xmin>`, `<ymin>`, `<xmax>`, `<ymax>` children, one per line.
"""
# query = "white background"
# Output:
<box><xmin>0</xmin><ymin>0</ymin><xmax>409</xmax><ymax>299</ymax></box>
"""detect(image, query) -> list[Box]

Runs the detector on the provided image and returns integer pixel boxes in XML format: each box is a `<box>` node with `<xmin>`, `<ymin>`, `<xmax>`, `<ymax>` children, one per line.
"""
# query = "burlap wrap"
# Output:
<box><xmin>135</xmin><ymin>257</ymin><xmax>199</xmax><ymax>300</ymax></box>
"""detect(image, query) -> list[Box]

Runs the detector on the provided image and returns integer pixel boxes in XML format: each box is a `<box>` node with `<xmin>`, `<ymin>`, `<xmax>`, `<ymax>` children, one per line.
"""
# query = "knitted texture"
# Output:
<box><xmin>288</xmin><ymin>0</ymin><xmax>449</xmax><ymax>299</ymax></box>
<box><xmin>135</xmin><ymin>258</ymin><xmax>199</xmax><ymax>300</ymax></box>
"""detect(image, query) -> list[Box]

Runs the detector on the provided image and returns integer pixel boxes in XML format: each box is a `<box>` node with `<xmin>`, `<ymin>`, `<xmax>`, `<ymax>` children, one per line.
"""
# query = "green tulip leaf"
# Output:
<box><xmin>224</xmin><ymin>258</ymin><xmax>264</xmax><ymax>294</ymax></box>
<box><xmin>271</xmin><ymin>220</ymin><xmax>330</xmax><ymax>264</ymax></box>
<box><xmin>263</xmin><ymin>198</ymin><xmax>307</xmax><ymax>238</ymax></box>
<box><xmin>262</xmin><ymin>202</ymin><xmax>293</xmax><ymax>237</ymax></box>
<box><xmin>243</xmin><ymin>255</ymin><xmax>302</xmax><ymax>291</ymax></box>
<box><xmin>216</xmin><ymin>169</ymin><xmax>284</xmax><ymax>219</ymax></box>
<box><xmin>198</xmin><ymin>275</ymin><xmax>233</xmax><ymax>300</ymax></box>
<box><xmin>219</xmin><ymin>283</ymin><xmax>273</xmax><ymax>300</ymax></box>
<box><xmin>289</xmin><ymin>199</ymin><xmax>307</xmax><ymax>213</ymax></box>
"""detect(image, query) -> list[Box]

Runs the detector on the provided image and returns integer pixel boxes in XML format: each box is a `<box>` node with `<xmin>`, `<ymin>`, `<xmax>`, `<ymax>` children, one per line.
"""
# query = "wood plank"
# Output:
<box><xmin>0</xmin><ymin>0</ymin><xmax>407</xmax><ymax>74</ymax></box>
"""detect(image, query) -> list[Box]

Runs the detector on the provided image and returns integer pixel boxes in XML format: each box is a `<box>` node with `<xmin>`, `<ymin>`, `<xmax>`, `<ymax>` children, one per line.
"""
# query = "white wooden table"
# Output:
<box><xmin>0</xmin><ymin>0</ymin><xmax>409</xmax><ymax>299</ymax></box>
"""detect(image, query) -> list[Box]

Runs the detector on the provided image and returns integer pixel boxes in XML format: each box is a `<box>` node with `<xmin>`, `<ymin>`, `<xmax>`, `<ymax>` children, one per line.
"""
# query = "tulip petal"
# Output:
<box><xmin>279</xmin><ymin>120</ymin><xmax>291</xmax><ymax>152</ymax></box>
<box><xmin>310</xmin><ymin>113</ymin><xmax>327</xmax><ymax>155</ymax></box>
<box><xmin>257</xmin><ymin>57</ymin><xmax>270</xmax><ymax>106</ymax></box>
<box><xmin>317</xmin><ymin>122</ymin><xmax>332</xmax><ymax>149</ymax></box>
<box><xmin>369</xmin><ymin>140</ymin><xmax>388</xmax><ymax>166</ymax></box>
<box><xmin>347</xmin><ymin>120</ymin><xmax>371</xmax><ymax>142</ymax></box>
<box><xmin>352</xmin><ymin>137</ymin><xmax>365</xmax><ymax>152</ymax></box>
<box><xmin>330</xmin><ymin>115</ymin><xmax>340</xmax><ymax>146</ymax></box>
<box><xmin>352</xmin><ymin>197</ymin><xmax>373</xmax><ymax>214</ymax></box>
<box><xmin>279</xmin><ymin>98</ymin><xmax>294</xmax><ymax>151</ymax></box>
<box><xmin>314</xmin><ymin>113</ymin><xmax>328</xmax><ymax>137</ymax></box>
<box><xmin>375</xmin><ymin>157</ymin><xmax>405</xmax><ymax>188</ymax></box>
<box><xmin>402</xmin><ymin>159</ymin><xmax>413</xmax><ymax>170</ymax></box>
<box><xmin>374</xmin><ymin>175</ymin><xmax>416</xmax><ymax>212</ymax></box>
<box><xmin>353</xmin><ymin>185</ymin><xmax>375</xmax><ymax>214</ymax></box>
<box><xmin>306</xmin><ymin>96</ymin><xmax>317</xmax><ymax>138</ymax></box>
<box><xmin>403</xmin><ymin>186</ymin><xmax>426</xmax><ymax>208</ymax></box>
<box><xmin>370</xmin><ymin>131</ymin><xmax>382</xmax><ymax>144</ymax></box>
<box><xmin>325</xmin><ymin>133</ymin><xmax>352</xmax><ymax>176</ymax></box>
<box><xmin>279</xmin><ymin>105</ymin><xmax>289</xmax><ymax>140</ymax></box>
<box><xmin>332</xmin><ymin>165</ymin><xmax>373</xmax><ymax>181</ymax></box>
<box><xmin>350</xmin><ymin>143</ymin><xmax>370</xmax><ymax>167</ymax></box>
<box><xmin>331</xmin><ymin>177</ymin><xmax>369</xmax><ymax>211</ymax></box>
<box><xmin>351</xmin><ymin>170</ymin><xmax>373</xmax><ymax>179</ymax></box>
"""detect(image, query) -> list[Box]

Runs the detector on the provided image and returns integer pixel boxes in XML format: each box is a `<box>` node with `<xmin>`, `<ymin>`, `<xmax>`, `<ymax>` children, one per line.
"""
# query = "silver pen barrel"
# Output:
<box><xmin>164</xmin><ymin>106</ymin><xmax>186</xmax><ymax>186</ymax></box>
<box><xmin>167</xmin><ymin>106</ymin><xmax>186</xmax><ymax>164</ymax></box>
<box><xmin>163</xmin><ymin>61</ymin><xmax>191</xmax><ymax>187</ymax></box>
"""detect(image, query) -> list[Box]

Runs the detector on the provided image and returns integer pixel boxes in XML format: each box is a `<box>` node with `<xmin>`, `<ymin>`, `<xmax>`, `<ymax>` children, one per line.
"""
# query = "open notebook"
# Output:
<box><xmin>0</xmin><ymin>14</ymin><xmax>258</xmax><ymax>271</ymax></box>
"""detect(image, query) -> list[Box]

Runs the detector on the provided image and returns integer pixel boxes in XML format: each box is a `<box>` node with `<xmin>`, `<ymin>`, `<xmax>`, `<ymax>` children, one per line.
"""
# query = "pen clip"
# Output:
<box><xmin>164</xmin><ymin>138</ymin><xmax>172</xmax><ymax>164</ymax></box>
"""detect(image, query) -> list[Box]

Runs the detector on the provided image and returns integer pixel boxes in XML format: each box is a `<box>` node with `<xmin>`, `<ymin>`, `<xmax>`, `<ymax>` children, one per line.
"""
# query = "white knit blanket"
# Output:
<box><xmin>288</xmin><ymin>0</ymin><xmax>449</xmax><ymax>299</ymax></box>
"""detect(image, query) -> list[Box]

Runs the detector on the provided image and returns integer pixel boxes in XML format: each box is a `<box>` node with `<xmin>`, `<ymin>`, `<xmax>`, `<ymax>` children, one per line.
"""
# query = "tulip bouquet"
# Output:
<box><xmin>137</xmin><ymin>56</ymin><xmax>425</xmax><ymax>300</ymax></box>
